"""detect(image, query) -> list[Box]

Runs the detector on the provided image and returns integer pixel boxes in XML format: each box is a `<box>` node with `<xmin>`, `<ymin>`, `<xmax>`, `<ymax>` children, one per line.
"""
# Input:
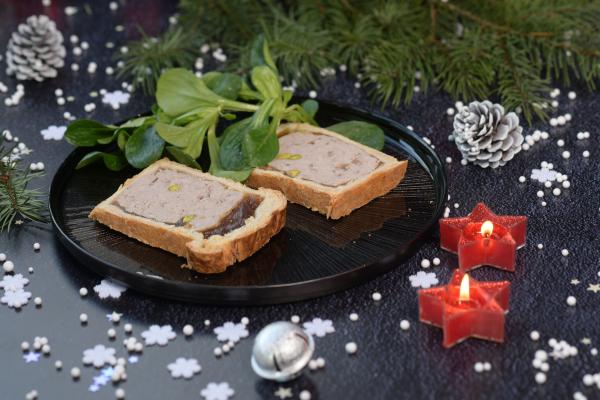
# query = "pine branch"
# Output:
<box><xmin>117</xmin><ymin>0</ymin><xmax>600</xmax><ymax>123</ymax></box>
<box><xmin>0</xmin><ymin>137</ymin><xmax>47</xmax><ymax>232</ymax></box>
<box><xmin>118</xmin><ymin>27</ymin><xmax>199</xmax><ymax>94</ymax></box>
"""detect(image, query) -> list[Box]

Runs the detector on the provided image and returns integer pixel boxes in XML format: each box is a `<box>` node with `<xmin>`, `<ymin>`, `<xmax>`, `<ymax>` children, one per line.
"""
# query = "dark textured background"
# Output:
<box><xmin>1</xmin><ymin>1</ymin><xmax>599</xmax><ymax>399</ymax></box>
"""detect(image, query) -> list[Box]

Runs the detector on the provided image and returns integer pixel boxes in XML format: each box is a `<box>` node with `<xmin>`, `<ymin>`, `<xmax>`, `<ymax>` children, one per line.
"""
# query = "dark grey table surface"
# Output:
<box><xmin>1</xmin><ymin>1</ymin><xmax>599</xmax><ymax>399</ymax></box>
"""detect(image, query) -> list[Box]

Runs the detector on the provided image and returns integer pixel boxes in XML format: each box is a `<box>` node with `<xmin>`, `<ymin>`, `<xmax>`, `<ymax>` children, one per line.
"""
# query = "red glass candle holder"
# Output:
<box><xmin>439</xmin><ymin>203</ymin><xmax>527</xmax><ymax>272</ymax></box>
<box><xmin>418</xmin><ymin>270</ymin><xmax>511</xmax><ymax>348</ymax></box>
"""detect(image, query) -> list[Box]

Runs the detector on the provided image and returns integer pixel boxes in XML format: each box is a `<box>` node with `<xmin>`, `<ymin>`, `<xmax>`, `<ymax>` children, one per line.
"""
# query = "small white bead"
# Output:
<box><xmin>562</xmin><ymin>181</ymin><xmax>570</xmax><ymax>188</ymax></box>
<box><xmin>583</xmin><ymin>374</ymin><xmax>594</xmax><ymax>386</ymax></box>
<box><xmin>544</xmin><ymin>181</ymin><xmax>552</xmax><ymax>188</ymax></box>
<box><xmin>109</xmin><ymin>1</ymin><xmax>119</xmax><ymax>11</ymax></box>
<box><xmin>42</xmin><ymin>344</ymin><xmax>51</xmax><ymax>354</ymax></box>
<box><xmin>568</xmin><ymin>91</ymin><xmax>576</xmax><ymax>100</ymax></box>
<box><xmin>535</xmin><ymin>350</ymin><xmax>548</xmax><ymax>361</ymax></box>
<box><xmin>213</xmin><ymin>347</ymin><xmax>222</xmax><ymax>357</ymax></box>
<box><xmin>34</xmin><ymin>297</ymin><xmax>42</xmax><ymax>306</ymax></box>
<box><xmin>204</xmin><ymin>319</ymin><xmax>210</xmax><ymax>326</ymax></box>
<box><xmin>562</xmin><ymin>151</ymin><xmax>571</xmax><ymax>159</ymax></box>
<box><xmin>372</xmin><ymin>292</ymin><xmax>382</xmax><ymax>301</ymax></box>
<box><xmin>591</xmin><ymin>348</ymin><xmax>598</xmax><ymax>356</ymax></box>
<box><xmin>115</xmin><ymin>388</ymin><xmax>126</xmax><ymax>399</ymax></box>
<box><xmin>299</xmin><ymin>390</ymin><xmax>312</xmax><ymax>400</ymax></box>
<box><xmin>530</xmin><ymin>331</ymin><xmax>540</xmax><ymax>341</ymax></box>
<box><xmin>345</xmin><ymin>342</ymin><xmax>357</xmax><ymax>354</ymax></box>
<box><xmin>445</xmin><ymin>157</ymin><xmax>452</xmax><ymax>163</ymax></box>
<box><xmin>567</xmin><ymin>296</ymin><xmax>577</xmax><ymax>306</ymax></box>
<box><xmin>79</xmin><ymin>313</ymin><xmax>88</xmax><ymax>323</ymax></box>
<box><xmin>557</xmin><ymin>116</ymin><xmax>566</xmax><ymax>125</ymax></box>
<box><xmin>33</xmin><ymin>242</ymin><xmax>41</xmax><ymax>251</ymax></box>
<box><xmin>432</xmin><ymin>257</ymin><xmax>440</xmax><ymax>266</ymax></box>
<box><xmin>71</xmin><ymin>63</ymin><xmax>79</xmax><ymax>71</ymax></box>
<box><xmin>564</xmin><ymin>113</ymin><xmax>572</xmax><ymax>121</ymax></box>
<box><xmin>540</xmin><ymin>363</ymin><xmax>549</xmax><ymax>372</ymax></box>
<box><xmin>349</xmin><ymin>313</ymin><xmax>359</xmax><ymax>321</ymax></box>
<box><xmin>3</xmin><ymin>260</ymin><xmax>14</xmax><ymax>272</ymax></box>
<box><xmin>55</xmin><ymin>360</ymin><xmax>63</xmax><ymax>370</ymax></box>
<box><xmin>421</xmin><ymin>259</ymin><xmax>431</xmax><ymax>268</ymax></box>
<box><xmin>183</xmin><ymin>324</ymin><xmax>194</xmax><ymax>336</ymax></box>
<box><xmin>308</xmin><ymin>359</ymin><xmax>318</xmax><ymax>370</ymax></box>
<box><xmin>107</xmin><ymin>328</ymin><xmax>116</xmax><ymax>339</ymax></box>
<box><xmin>57</xmin><ymin>97</ymin><xmax>65</xmax><ymax>106</ymax></box>
<box><xmin>55</xmin><ymin>88</ymin><xmax>63</xmax><ymax>96</ymax></box>
<box><xmin>474</xmin><ymin>362</ymin><xmax>484</xmax><ymax>373</ymax></box>
<box><xmin>583</xmin><ymin>150</ymin><xmax>590</xmax><ymax>158</ymax></box>
<box><xmin>519</xmin><ymin>176</ymin><xmax>526</xmax><ymax>183</ymax></box>
<box><xmin>562</xmin><ymin>249</ymin><xmax>569</xmax><ymax>256</ymax></box>
<box><xmin>557</xmin><ymin>139</ymin><xmax>565</xmax><ymax>147</ymax></box>
<box><xmin>241</xmin><ymin>317</ymin><xmax>250</xmax><ymax>325</ymax></box>
<box><xmin>400</xmin><ymin>320</ymin><xmax>410</xmax><ymax>330</ymax></box>
<box><xmin>549</xmin><ymin>118</ymin><xmax>557</xmax><ymax>127</ymax></box>
<box><xmin>535</xmin><ymin>372</ymin><xmax>547</xmax><ymax>384</ymax></box>
<box><xmin>483</xmin><ymin>362</ymin><xmax>492</xmax><ymax>371</ymax></box>
<box><xmin>106</xmin><ymin>66</ymin><xmax>115</xmax><ymax>75</ymax></box>
<box><xmin>446</xmin><ymin>108</ymin><xmax>455</xmax><ymax>116</ymax></box>
<box><xmin>0</xmin><ymin>253</ymin><xmax>5</xmax><ymax>262</ymax></box>
<box><xmin>21</xmin><ymin>341</ymin><xmax>30</xmax><ymax>351</ymax></box>
<box><xmin>124</xmin><ymin>323</ymin><xmax>133</xmax><ymax>333</ymax></box>
<box><xmin>79</xmin><ymin>287</ymin><xmax>88</xmax><ymax>297</ymax></box>
<box><xmin>70</xmin><ymin>367</ymin><xmax>81</xmax><ymax>379</ymax></box>
<box><xmin>553</xmin><ymin>188</ymin><xmax>561</xmax><ymax>196</ymax></box>
<box><xmin>536</xmin><ymin>191</ymin><xmax>544</xmax><ymax>198</ymax></box>
<box><xmin>308</xmin><ymin>90</ymin><xmax>317</xmax><ymax>99</ymax></box>
<box><xmin>316</xmin><ymin>357</ymin><xmax>325</xmax><ymax>368</ymax></box>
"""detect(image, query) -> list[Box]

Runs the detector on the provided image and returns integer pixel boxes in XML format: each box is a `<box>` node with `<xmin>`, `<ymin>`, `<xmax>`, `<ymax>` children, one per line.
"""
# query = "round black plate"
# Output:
<box><xmin>49</xmin><ymin>101</ymin><xmax>447</xmax><ymax>305</ymax></box>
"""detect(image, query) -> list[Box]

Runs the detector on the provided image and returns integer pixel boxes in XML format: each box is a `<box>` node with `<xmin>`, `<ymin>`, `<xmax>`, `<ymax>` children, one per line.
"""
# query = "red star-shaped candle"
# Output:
<box><xmin>418</xmin><ymin>270</ymin><xmax>511</xmax><ymax>348</ymax></box>
<box><xmin>439</xmin><ymin>203</ymin><xmax>527</xmax><ymax>272</ymax></box>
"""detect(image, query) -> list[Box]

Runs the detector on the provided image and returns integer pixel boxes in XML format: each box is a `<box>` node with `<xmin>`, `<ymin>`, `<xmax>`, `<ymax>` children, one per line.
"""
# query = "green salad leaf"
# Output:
<box><xmin>65</xmin><ymin>120</ymin><xmax>115</xmax><ymax>147</ymax></box>
<box><xmin>125</xmin><ymin>125</ymin><xmax>165</xmax><ymax>169</ymax></box>
<box><xmin>327</xmin><ymin>121</ymin><xmax>385</xmax><ymax>150</ymax></box>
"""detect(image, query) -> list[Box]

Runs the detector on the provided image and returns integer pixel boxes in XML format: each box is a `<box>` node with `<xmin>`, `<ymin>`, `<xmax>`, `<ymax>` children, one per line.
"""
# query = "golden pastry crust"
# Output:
<box><xmin>246</xmin><ymin>123</ymin><xmax>408</xmax><ymax>219</ymax></box>
<box><xmin>89</xmin><ymin>159</ymin><xmax>287</xmax><ymax>274</ymax></box>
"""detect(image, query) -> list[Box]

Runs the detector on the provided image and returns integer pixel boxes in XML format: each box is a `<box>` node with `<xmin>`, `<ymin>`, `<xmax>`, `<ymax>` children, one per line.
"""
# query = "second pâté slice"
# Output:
<box><xmin>246</xmin><ymin>123</ymin><xmax>408</xmax><ymax>219</ymax></box>
<box><xmin>90</xmin><ymin>159</ymin><xmax>287</xmax><ymax>274</ymax></box>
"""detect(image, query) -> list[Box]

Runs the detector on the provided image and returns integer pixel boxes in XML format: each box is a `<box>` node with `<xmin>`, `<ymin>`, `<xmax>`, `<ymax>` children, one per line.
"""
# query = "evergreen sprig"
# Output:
<box><xmin>119</xmin><ymin>0</ymin><xmax>600</xmax><ymax>123</ymax></box>
<box><xmin>0</xmin><ymin>137</ymin><xmax>47</xmax><ymax>232</ymax></box>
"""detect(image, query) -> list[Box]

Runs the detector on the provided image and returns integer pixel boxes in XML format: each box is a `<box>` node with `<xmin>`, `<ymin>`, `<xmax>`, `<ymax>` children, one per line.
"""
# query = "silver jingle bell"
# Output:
<box><xmin>251</xmin><ymin>321</ymin><xmax>314</xmax><ymax>382</ymax></box>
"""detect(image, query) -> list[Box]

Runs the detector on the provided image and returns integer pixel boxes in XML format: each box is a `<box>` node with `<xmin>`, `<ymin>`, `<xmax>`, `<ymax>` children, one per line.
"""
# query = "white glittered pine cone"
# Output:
<box><xmin>5</xmin><ymin>15</ymin><xmax>66</xmax><ymax>82</ymax></box>
<box><xmin>452</xmin><ymin>100</ymin><xmax>524</xmax><ymax>168</ymax></box>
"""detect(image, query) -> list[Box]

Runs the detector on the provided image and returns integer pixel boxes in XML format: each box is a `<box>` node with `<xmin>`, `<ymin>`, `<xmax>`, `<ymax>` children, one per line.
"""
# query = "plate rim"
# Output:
<box><xmin>49</xmin><ymin>100</ymin><xmax>447</xmax><ymax>304</ymax></box>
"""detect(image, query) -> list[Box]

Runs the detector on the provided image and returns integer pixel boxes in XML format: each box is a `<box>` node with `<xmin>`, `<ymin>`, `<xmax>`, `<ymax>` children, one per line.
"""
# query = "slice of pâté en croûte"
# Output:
<box><xmin>90</xmin><ymin>159</ymin><xmax>287</xmax><ymax>273</ymax></box>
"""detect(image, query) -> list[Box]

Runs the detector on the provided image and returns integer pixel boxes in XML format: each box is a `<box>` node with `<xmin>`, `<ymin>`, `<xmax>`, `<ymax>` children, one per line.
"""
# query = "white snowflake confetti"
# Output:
<box><xmin>167</xmin><ymin>357</ymin><xmax>201</xmax><ymax>379</ymax></box>
<box><xmin>23</xmin><ymin>351</ymin><xmax>41</xmax><ymax>363</ymax></box>
<box><xmin>530</xmin><ymin>168</ymin><xmax>557</xmax><ymax>183</ymax></box>
<box><xmin>141</xmin><ymin>325</ymin><xmax>176</xmax><ymax>346</ymax></box>
<box><xmin>40</xmin><ymin>125</ymin><xmax>66</xmax><ymax>140</ymax></box>
<box><xmin>409</xmin><ymin>271</ymin><xmax>439</xmax><ymax>288</ymax></box>
<box><xmin>82</xmin><ymin>345</ymin><xmax>117</xmax><ymax>368</ymax></box>
<box><xmin>200</xmin><ymin>382</ymin><xmax>235</xmax><ymax>400</ymax></box>
<box><xmin>0</xmin><ymin>273</ymin><xmax>29</xmax><ymax>291</ymax></box>
<box><xmin>1</xmin><ymin>289</ymin><xmax>31</xmax><ymax>308</ymax></box>
<box><xmin>102</xmin><ymin>90</ymin><xmax>130</xmax><ymax>109</ymax></box>
<box><xmin>214</xmin><ymin>322</ymin><xmax>249</xmax><ymax>343</ymax></box>
<box><xmin>303</xmin><ymin>318</ymin><xmax>335</xmax><ymax>337</ymax></box>
<box><xmin>94</xmin><ymin>279</ymin><xmax>126</xmax><ymax>299</ymax></box>
<box><xmin>274</xmin><ymin>387</ymin><xmax>293</xmax><ymax>399</ymax></box>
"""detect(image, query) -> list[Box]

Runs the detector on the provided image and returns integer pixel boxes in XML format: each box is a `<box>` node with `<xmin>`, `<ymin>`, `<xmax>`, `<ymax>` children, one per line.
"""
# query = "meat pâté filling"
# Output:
<box><xmin>113</xmin><ymin>168</ymin><xmax>262</xmax><ymax>237</ymax></box>
<box><xmin>265</xmin><ymin>131</ymin><xmax>382</xmax><ymax>187</ymax></box>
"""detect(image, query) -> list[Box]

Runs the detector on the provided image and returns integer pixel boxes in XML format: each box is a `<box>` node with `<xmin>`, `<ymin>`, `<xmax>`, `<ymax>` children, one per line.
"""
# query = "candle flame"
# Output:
<box><xmin>459</xmin><ymin>274</ymin><xmax>470</xmax><ymax>302</ymax></box>
<box><xmin>480</xmin><ymin>220</ymin><xmax>494</xmax><ymax>238</ymax></box>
